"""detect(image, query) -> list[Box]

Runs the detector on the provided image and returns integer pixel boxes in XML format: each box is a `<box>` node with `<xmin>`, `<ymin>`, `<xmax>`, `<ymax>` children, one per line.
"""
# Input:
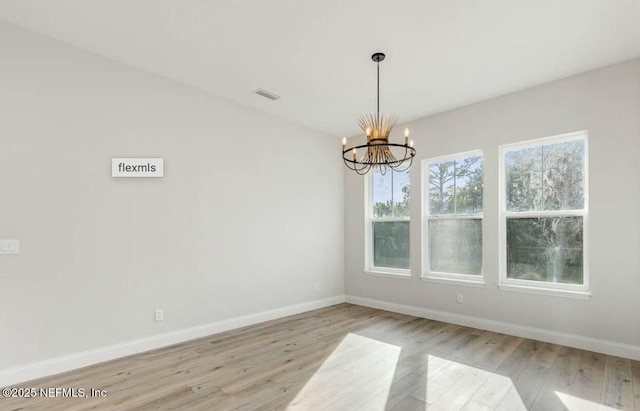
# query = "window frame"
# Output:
<box><xmin>498</xmin><ymin>131</ymin><xmax>590</xmax><ymax>299</ymax></box>
<box><xmin>364</xmin><ymin>169</ymin><xmax>412</xmax><ymax>279</ymax></box>
<box><xmin>421</xmin><ymin>150</ymin><xmax>485</xmax><ymax>287</ymax></box>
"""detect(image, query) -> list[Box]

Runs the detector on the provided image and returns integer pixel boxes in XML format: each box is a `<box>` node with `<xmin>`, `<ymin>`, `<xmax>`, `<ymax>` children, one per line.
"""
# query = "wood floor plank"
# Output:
<box><xmin>602</xmin><ymin>355</ymin><xmax>634</xmax><ymax>409</ymax></box>
<box><xmin>467</xmin><ymin>372</ymin><xmax>514</xmax><ymax>408</ymax></box>
<box><xmin>381</xmin><ymin>370</ymin><xmax>428</xmax><ymax>411</ymax></box>
<box><xmin>287</xmin><ymin>335</ymin><xmax>403</xmax><ymax>409</ymax></box>
<box><xmin>411</xmin><ymin>359</ymin><xmax>470</xmax><ymax>404</ymax></box>
<box><xmin>457</xmin><ymin>331</ymin><xmax>505</xmax><ymax>366</ymax></box>
<box><xmin>495</xmin><ymin>386</ymin><xmax>528</xmax><ymax>411</ymax></box>
<box><xmin>427</xmin><ymin>365</ymin><xmax>490</xmax><ymax>410</ymax></box>
<box><xmin>570</xmin><ymin>350</ymin><xmax>607</xmax><ymax>404</ymax></box>
<box><xmin>397</xmin><ymin>321</ymin><xmax>460</xmax><ymax>366</ymax></box>
<box><xmin>460</xmin><ymin>400</ymin><xmax>493</xmax><ymax>411</ymax></box>
<box><xmin>388</xmin><ymin>395</ymin><xmax>428</xmax><ymax>411</ymax></box>
<box><xmin>0</xmin><ymin>303</ymin><xmax>635</xmax><ymax>411</ymax></box>
<box><xmin>494</xmin><ymin>338</ymin><xmax>540</xmax><ymax>378</ymax></box>
<box><xmin>530</xmin><ymin>346</ymin><xmax>582</xmax><ymax>411</ymax></box>
<box><xmin>509</xmin><ymin>341</ymin><xmax>562</xmax><ymax>408</ymax></box>
<box><xmin>632</xmin><ymin>359</ymin><xmax>640</xmax><ymax>410</ymax></box>
<box><xmin>475</xmin><ymin>334</ymin><xmax>523</xmax><ymax>372</ymax></box>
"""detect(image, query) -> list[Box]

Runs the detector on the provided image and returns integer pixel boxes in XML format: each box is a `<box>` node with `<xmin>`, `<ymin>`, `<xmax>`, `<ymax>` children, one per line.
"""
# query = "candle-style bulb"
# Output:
<box><xmin>342</xmin><ymin>137</ymin><xmax>346</xmax><ymax>149</ymax></box>
<box><xmin>409</xmin><ymin>139</ymin><xmax>414</xmax><ymax>148</ymax></box>
<box><xmin>366</xmin><ymin>128</ymin><xmax>371</xmax><ymax>137</ymax></box>
<box><xmin>404</xmin><ymin>128</ymin><xmax>409</xmax><ymax>137</ymax></box>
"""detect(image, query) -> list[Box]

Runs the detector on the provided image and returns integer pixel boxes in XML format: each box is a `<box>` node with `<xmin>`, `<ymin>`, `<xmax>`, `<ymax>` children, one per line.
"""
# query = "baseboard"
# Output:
<box><xmin>0</xmin><ymin>295</ymin><xmax>346</xmax><ymax>387</ymax></box>
<box><xmin>346</xmin><ymin>295</ymin><xmax>640</xmax><ymax>361</ymax></box>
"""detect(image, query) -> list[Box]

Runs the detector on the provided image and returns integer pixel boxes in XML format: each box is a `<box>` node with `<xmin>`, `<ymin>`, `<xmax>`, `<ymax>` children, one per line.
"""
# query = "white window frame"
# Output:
<box><xmin>364</xmin><ymin>169</ymin><xmax>411</xmax><ymax>279</ymax></box>
<box><xmin>421</xmin><ymin>150</ymin><xmax>485</xmax><ymax>287</ymax></box>
<box><xmin>498</xmin><ymin>131</ymin><xmax>590</xmax><ymax>299</ymax></box>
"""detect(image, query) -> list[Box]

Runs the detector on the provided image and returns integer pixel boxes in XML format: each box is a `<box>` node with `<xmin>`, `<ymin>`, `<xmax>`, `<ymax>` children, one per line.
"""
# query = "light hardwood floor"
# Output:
<box><xmin>2</xmin><ymin>303</ymin><xmax>639</xmax><ymax>410</ymax></box>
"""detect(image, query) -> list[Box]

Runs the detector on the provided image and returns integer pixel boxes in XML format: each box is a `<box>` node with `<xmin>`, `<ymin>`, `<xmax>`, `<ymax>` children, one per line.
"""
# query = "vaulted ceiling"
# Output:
<box><xmin>1</xmin><ymin>0</ymin><xmax>639</xmax><ymax>137</ymax></box>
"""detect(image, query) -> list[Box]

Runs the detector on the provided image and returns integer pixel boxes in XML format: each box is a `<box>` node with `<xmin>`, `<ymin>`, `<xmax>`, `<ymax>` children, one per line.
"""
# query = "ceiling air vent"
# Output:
<box><xmin>254</xmin><ymin>88</ymin><xmax>280</xmax><ymax>101</ymax></box>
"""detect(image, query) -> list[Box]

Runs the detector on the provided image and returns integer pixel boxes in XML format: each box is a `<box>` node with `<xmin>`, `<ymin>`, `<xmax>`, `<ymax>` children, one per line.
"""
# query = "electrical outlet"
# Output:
<box><xmin>154</xmin><ymin>309</ymin><xmax>164</xmax><ymax>322</ymax></box>
<box><xmin>456</xmin><ymin>294</ymin><xmax>464</xmax><ymax>304</ymax></box>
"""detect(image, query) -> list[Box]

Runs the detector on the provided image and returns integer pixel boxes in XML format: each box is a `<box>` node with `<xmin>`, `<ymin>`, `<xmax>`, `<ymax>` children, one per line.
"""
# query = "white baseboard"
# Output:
<box><xmin>0</xmin><ymin>295</ymin><xmax>346</xmax><ymax>387</ymax></box>
<box><xmin>346</xmin><ymin>295</ymin><xmax>640</xmax><ymax>361</ymax></box>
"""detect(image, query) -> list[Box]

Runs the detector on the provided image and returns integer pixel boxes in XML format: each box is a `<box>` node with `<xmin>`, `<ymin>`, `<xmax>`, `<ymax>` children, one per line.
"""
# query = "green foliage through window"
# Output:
<box><xmin>373</xmin><ymin>221</ymin><xmax>410</xmax><ymax>269</ymax></box>
<box><xmin>507</xmin><ymin>217</ymin><xmax>583</xmax><ymax>284</ymax></box>
<box><xmin>426</xmin><ymin>153</ymin><xmax>483</xmax><ymax>276</ymax></box>
<box><xmin>506</xmin><ymin>141</ymin><xmax>584</xmax><ymax>212</ymax></box>
<box><xmin>429</xmin><ymin>156</ymin><xmax>483</xmax><ymax>215</ymax></box>
<box><xmin>503</xmin><ymin>136</ymin><xmax>586</xmax><ymax>286</ymax></box>
<box><xmin>371</xmin><ymin>169</ymin><xmax>410</xmax><ymax>270</ymax></box>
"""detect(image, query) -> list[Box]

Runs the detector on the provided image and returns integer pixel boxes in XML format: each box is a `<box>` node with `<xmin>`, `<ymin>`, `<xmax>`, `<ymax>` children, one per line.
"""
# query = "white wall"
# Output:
<box><xmin>345</xmin><ymin>58</ymin><xmax>640</xmax><ymax>351</ymax></box>
<box><xmin>0</xmin><ymin>22</ymin><xmax>344</xmax><ymax>372</ymax></box>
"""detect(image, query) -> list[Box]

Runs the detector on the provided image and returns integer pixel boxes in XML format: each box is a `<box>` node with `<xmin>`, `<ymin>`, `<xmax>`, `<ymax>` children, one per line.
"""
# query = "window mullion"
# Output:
<box><xmin>453</xmin><ymin>160</ymin><xmax>457</xmax><ymax>214</ymax></box>
<box><xmin>429</xmin><ymin>214</ymin><xmax>483</xmax><ymax>220</ymax></box>
<box><xmin>505</xmin><ymin>209</ymin><xmax>585</xmax><ymax>218</ymax></box>
<box><xmin>391</xmin><ymin>171</ymin><xmax>395</xmax><ymax>217</ymax></box>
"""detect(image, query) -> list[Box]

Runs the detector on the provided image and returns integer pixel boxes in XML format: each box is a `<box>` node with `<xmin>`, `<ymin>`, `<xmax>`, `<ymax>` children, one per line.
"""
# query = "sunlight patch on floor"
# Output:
<box><xmin>286</xmin><ymin>339</ymin><xmax>614</xmax><ymax>410</ymax></box>
<box><xmin>555</xmin><ymin>391</ymin><xmax>617</xmax><ymax>411</ymax></box>
<box><xmin>287</xmin><ymin>333</ymin><xmax>401</xmax><ymax>410</ymax></box>
<box><xmin>412</xmin><ymin>355</ymin><xmax>526</xmax><ymax>410</ymax></box>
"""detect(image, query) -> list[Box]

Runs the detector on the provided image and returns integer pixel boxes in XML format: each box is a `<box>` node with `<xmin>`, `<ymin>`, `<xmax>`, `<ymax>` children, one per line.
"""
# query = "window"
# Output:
<box><xmin>365</xmin><ymin>169</ymin><xmax>410</xmax><ymax>276</ymax></box>
<box><xmin>499</xmin><ymin>131</ymin><xmax>588</xmax><ymax>297</ymax></box>
<box><xmin>423</xmin><ymin>151</ymin><xmax>484</xmax><ymax>285</ymax></box>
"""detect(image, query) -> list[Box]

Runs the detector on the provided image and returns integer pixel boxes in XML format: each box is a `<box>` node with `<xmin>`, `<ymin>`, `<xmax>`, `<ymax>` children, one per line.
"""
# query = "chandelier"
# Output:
<box><xmin>342</xmin><ymin>52</ymin><xmax>416</xmax><ymax>175</ymax></box>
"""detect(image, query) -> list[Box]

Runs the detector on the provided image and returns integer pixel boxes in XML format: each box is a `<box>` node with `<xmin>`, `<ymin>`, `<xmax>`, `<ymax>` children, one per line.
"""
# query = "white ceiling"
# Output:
<box><xmin>1</xmin><ymin>0</ymin><xmax>639</xmax><ymax>137</ymax></box>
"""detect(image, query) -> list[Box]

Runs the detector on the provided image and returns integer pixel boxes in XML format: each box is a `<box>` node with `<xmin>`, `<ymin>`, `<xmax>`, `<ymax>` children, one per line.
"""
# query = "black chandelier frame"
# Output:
<box><xmin>342</xmin><ymin>52</ymin><xmax>416</xmax><ymax>175</ymax></box>
<box><xmin>342</xmin><ymin>142</ymin><xmax>416</xmax><ymax>175</ymax></box>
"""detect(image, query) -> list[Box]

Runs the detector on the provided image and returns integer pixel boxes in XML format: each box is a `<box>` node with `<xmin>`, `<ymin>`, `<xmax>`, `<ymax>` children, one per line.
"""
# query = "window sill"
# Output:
<box><xmin>363</xmin><ymin>270</ymin><xmax>412</xmax><ymax>280</ymax></box>
<box><xmin>420</xmin><ymin>276</ymin><xmax>485</xmax><ymax>288</ymax></box>
<box><xmin>498</xmin><ymin>283</ymin><xmax>591</xmax><ymax>300</ymax></box>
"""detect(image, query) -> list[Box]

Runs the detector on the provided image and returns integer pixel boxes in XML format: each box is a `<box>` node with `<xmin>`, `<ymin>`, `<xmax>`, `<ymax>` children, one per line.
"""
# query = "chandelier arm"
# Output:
<box><xmin>391</xmin><ymin>156</ymin><xmax>414</xmax><ymax>173</ymax></box>
<box><xmin>357</xmin><ymin>165</ymin><xmax>370</xmax><ymax>175</ymax></box>
<box><xmin>391</xmin><ymin>148</ymin><xmax>415</xmax><ymax>171</ymax></box>
<box><xmin>343</xmin><ymin>158</ymin><xmax>357</xmax><ymax>171</ymax></box>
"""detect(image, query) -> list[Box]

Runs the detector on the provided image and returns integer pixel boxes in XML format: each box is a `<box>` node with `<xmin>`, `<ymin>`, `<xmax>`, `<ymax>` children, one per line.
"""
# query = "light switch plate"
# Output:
<box><xmin>0</xmin><ymin>240</ymin><xmax>19</xmax><ymax>254</ymax></box>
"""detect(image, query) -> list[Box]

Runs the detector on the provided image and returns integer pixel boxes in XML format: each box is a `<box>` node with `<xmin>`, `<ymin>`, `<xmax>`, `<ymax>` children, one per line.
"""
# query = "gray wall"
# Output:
<box><xmin>0</xmin><ymin>22</ymin><xmax>344</xmax><ymax>370</ymax></box>
<box><xmin>345</xmin><ymin>58</ymin><xmax>640</xmax><ymax>346</ymax></box>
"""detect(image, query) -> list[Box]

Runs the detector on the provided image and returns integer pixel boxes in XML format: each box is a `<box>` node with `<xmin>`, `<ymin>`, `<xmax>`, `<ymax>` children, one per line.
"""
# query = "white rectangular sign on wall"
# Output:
<box><xmin>112</xmin><ymin>158</ymin><xmax>164</xmax><ymax>178</ymax></box>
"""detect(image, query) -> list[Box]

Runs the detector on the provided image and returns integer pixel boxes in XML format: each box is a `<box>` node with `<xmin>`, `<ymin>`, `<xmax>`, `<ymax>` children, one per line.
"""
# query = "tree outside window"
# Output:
<box><xmin>370</xmin><ymin>169</ymin><xmax>410</xmax><ymax>270</ymax></box>
<box><xmin>501</xmin><ymin>134</ymin><xmax>587</xmax><ymax>290</ymax></box>
<box><xmin>424</xmin><ymin>152</ymin><xmax>484</xmax><ymax>278</ymax></box>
